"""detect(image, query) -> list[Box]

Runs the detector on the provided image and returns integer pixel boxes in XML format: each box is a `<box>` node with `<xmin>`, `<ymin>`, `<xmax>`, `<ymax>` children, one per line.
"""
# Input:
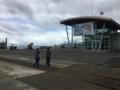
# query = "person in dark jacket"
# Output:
<box><xmin>46</xmin><ymin>48</ymin><xmax>51</xmax><ymax>67</ymax></box>
<box><xmin>33</xmin><ymin>48</ymin><xmax>40</xmax><ymax>68</ymax></box>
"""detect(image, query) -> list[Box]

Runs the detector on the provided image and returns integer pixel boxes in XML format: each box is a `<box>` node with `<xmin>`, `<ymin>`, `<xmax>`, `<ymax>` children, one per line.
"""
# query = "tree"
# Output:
<box><xmin>27</xmin><ymin>43</ymin><xmax>33</xmax><ymax>49</ymax></box>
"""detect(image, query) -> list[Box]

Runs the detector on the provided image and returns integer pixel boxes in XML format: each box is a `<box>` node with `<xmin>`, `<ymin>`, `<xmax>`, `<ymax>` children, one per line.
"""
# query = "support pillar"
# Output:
<box><xmin>65</xmin><ymin>25</ymin><xmax>70</xmax><ymax>47</ymax></box>
<box><xmin>71</xmin><ymin>26</ymin><xmax>74</xmax><ymax>47</ymax></box>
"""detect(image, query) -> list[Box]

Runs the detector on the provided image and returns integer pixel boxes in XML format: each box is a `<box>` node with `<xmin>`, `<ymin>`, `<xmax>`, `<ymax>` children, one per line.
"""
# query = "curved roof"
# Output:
<box><xmin>60</xmin><ymin>16</ymin><xmax>120</xmax><ymax>29</ymax></box>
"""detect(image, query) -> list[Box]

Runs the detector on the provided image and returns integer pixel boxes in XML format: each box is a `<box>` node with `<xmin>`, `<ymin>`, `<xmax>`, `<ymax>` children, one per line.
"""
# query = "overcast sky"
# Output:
<box><xmin>0</xmin><ymin>0</ymin><xmax>120</xmax><ymax>46</ymax></box>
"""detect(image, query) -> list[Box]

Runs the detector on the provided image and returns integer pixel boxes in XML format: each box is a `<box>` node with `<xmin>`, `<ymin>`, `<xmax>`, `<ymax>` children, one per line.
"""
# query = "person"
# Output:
<box><xmin>33</xmin><ymin>48</ymin><xmax>40</xmax><ymax>68</ymax></box>
<box><xmin>46</xmin><ymin>48</ymin><xmax>51</xmax><ymax>67</ymax></box>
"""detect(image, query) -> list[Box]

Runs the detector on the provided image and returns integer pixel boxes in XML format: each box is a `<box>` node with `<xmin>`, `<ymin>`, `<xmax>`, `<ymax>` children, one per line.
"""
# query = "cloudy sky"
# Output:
<box><xmin>0</xmin><ymin>0</ymin><xmax>120</xmax><ymax>46</ymax></box>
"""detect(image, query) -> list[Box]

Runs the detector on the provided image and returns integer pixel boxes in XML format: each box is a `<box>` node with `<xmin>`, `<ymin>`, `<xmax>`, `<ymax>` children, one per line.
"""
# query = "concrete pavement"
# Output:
<box><xmin>0</xmin><ymin>59</ymin><xmax>113</xmax><ymax>90</ymax></box>
<box><xmin>0</xmin><ymin>60</ymin><xmax>40</xmax><ymax>90</ymax></box>
<box><xmin>0</xmin><ymin>49</ymin><xmax>119</xmax><ymax>90</ymax></box>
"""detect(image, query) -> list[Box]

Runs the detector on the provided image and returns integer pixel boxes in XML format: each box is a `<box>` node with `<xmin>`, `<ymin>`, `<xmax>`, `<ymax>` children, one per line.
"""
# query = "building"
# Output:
<box><xmin>0</xmin><ymin>38</ymin><xmax>7</xmax><ymax>49</ymax></box>
<box><xmin>60</xmin><ymin>16</ymin><xmax>120</xmax><ymax>51</ymax></box>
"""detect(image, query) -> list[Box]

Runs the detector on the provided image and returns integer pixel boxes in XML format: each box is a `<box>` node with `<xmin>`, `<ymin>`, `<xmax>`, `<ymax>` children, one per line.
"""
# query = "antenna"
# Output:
<box><xmin>91</xmin><ymin>0</ymin><xmax>94</xmax><ymax>16</ymax></box>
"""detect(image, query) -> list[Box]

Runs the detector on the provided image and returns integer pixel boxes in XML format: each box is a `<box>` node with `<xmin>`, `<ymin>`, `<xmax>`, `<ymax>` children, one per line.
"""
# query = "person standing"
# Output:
<box><xmin>46</xmin><ymin>48</ymin><xmax>51</xmax><ymax>67</ymax></box>
<box><xmin>33</xmin><ymin>48</ymin><xmax>40</xmax><ymax>68</ymax></box>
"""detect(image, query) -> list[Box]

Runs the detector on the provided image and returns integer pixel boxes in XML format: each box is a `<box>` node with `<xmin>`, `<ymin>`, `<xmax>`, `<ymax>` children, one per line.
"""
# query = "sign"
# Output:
<box><xmin>74</xmin><ymin>22</ymin><xmax>94</xmax><ymax>36</ymax></box>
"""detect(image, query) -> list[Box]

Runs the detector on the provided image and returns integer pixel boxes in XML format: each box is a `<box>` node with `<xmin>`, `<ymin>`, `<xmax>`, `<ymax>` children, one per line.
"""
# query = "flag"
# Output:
<box><xmin>100</xmin><ymin>11</ymin><xmax>104</xmax><ymax>15</ymax></box>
